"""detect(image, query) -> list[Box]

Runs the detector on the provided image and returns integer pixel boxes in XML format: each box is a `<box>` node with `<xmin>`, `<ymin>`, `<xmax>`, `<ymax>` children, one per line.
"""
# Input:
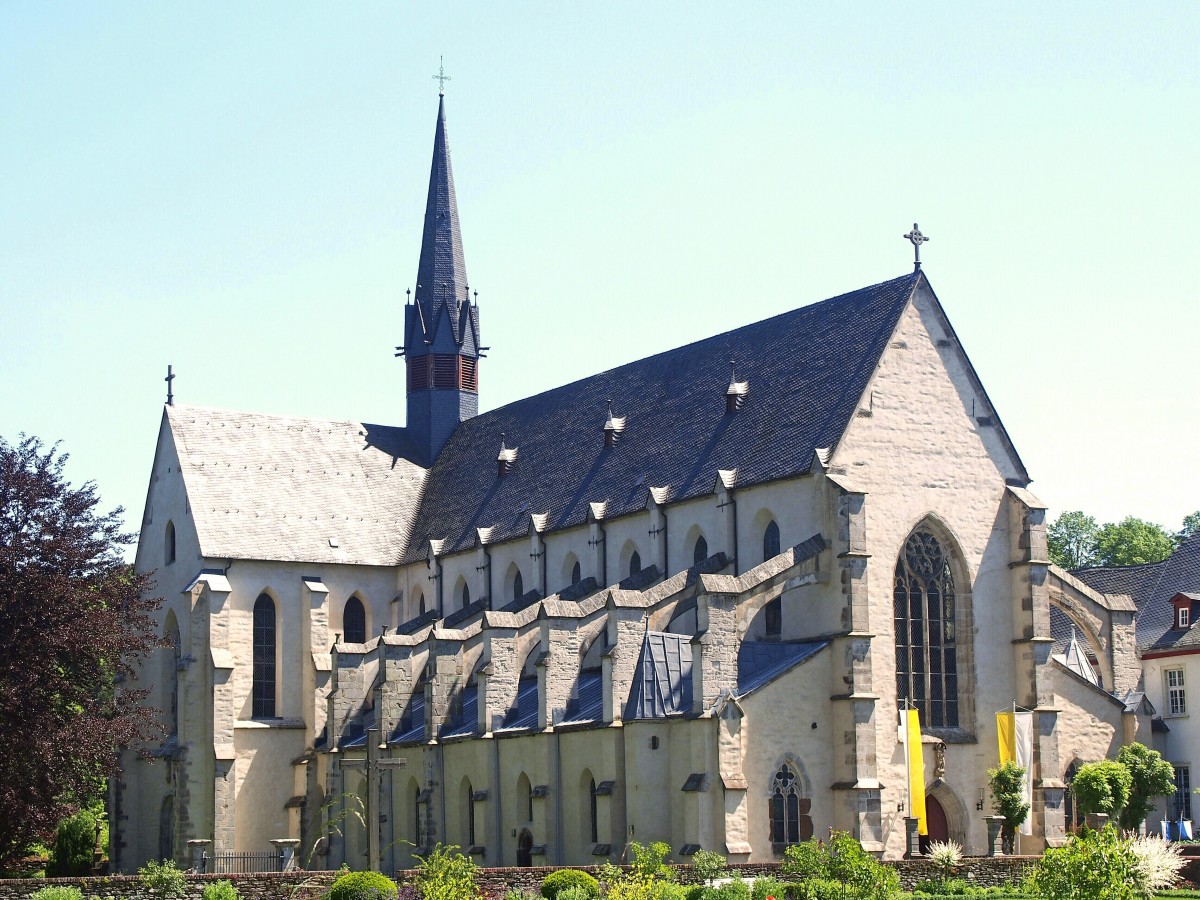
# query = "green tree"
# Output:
<box><xmin>1072</xmin><ymin>759</ymin><xmax>1133</xmax><ymax>820</ymax></box>
<box><xmin>988</xmin><ymin>761</ymin><xmax>1030</xmax><ymax>855</ymax></box>
<box><xmin>1117</xmin><ymin>743</ymin><xmax>1177</xmax><ymax>831</ymax></box>
<box><xmin>1178</xmin><ymin>511</ymin><xmax>1200</xmax><ymax>547</ymax></box>
<box><xmin>0</xmin><ymin>435</ymin><xmax>162</xmax><ymax>869</ymax></box>
<box><xmin>1095</xmin><ymin>517</ymin><xmax>1175</xmax><ymax>567</ymax></box>
<box><xmin>1026</xmin><ymin>825</ymin><xmax>1139</xmax><ymax>900</ymax></box>
<box><xmin>1048</xmin><ymin>511</ymin><xmax>1100</xmax><ymax>569</ymax></box>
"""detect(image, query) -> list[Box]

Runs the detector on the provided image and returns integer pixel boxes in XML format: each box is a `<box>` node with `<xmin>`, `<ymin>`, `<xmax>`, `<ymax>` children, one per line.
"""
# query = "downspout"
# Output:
<box><xmin>552</xmin><ymin>730</ymin><xmax>564</xmax><ymax>866</ymax></box>
<box><xmin>541</xmin><ymin>534</ymin><xmax>548</xmax><ymax>598</ymax></box>
<box><xmin>731</xmin><ymin>491</ymin><xmax>739</xmax><ymax>575</ymax></box>
<box><xmin>491</xmin><ymin>734</ymin><xmax>504</xmax><ymax>863</ymax></box>
<box><xmin>600</xmin><ymin>523</ymin><xmax>607</xmax><ymax>585</ymax></box>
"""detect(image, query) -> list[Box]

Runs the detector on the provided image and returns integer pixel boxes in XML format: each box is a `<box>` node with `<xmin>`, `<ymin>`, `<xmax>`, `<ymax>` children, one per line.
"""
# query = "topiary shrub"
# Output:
<box><xmin>29</xmin><ymin>888</ymin><xmax>85</xmax><ymax>900</ymax></box>
<box><xmin>326</xmin><ymin>870</ymin><xmax>400</xmax><ymax>900</ymax></box>
<box><xmin>202</xmin><ymin>879</ymin><xmax>241</xmax><ymax>900</ymax></box>
<box><xmin>541</xmin><ymin>870</ymin><xmax>600</xmax><ymax>900</ymax></box>
<box><xmin>45</xmin><ymin>810</ymin><xmax>97</xmax><ymax>877</ymax></box>
<box><xmin>414</xmin><ymin>843</ymin><xmax>478</xmax><ymax>900</ymax></box>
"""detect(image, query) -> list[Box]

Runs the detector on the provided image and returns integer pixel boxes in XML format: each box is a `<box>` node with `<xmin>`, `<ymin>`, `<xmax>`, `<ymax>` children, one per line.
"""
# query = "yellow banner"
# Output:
<box><xmin>997</xmin><ymin>711</ymin><xmax>1016</xmax><ymax>766</ymax></box>
<box><xmin>906</xmin><ymin>709</ymin><xmax>927</xmax><ymax>835</ymax></box>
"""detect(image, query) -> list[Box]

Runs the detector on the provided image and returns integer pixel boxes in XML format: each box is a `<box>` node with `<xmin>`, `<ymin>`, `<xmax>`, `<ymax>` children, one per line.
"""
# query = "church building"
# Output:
<box><xmin>115</xmin><ymin>93</ymin><xmax>1152</xmax><ymax>872</ymax></box>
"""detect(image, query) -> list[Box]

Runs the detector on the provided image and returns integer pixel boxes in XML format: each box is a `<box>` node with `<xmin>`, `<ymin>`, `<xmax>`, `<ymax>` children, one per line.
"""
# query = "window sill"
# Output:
<box><xmin>923</xmin><ymin>727</ymin><xmax>977</xmax><ymax>744</ymax></box>
<box><xmin>236</xmin><ymin>717</ymin><xmax>307</xmax><ymax>729</ymax></box>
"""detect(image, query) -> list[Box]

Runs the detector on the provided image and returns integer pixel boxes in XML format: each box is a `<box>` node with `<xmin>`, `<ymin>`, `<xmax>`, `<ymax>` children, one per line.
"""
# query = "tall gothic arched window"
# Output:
<box><xmin>571</xmin><ymin>560</ymin><xmax>582</xmax><ymax>585</ymax></box>
<box><xmin>252</xmin><ymin>594</ymin><xmax>277</xmax><ymax>718</ymax></box>
<box><xmin>894</xmin><ymin>530</ymin><xmax>959</xmax><ymax>727</ymax></box>
<box><xmin>693</xmin><ymin>536</ymin><xmax>708</xmax><ymax>566</ymax></box>
<box><xmin>768</xmin><ymin>762</ymin><xmax>812</xmax><ymax>848</ymax></box>
<box><xmin>763</xmin><ymin>520</ymin><xmax>781</xmax><ymax>562</ymax></box>
<box><xmin>343</xmin><ymin>597</ymin><xmax>366</xmax><ymax>644</ymax></box>
<box><xmin>589</xmin><ymin>777</ymin><xmax>599</xmax><ymax>843</ymax></box>
<box><xmin>513</xmin><ymin>571</ymin><xmax>524</xmax><ymax>603</ymax></box>
<box><xmin>630</xmin><ymin>552</ymin><xmax>642</xmax><ymax>577</ymax></box>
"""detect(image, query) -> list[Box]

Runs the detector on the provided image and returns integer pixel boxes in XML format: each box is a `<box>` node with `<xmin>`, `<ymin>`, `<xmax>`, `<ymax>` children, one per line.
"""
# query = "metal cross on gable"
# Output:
<box><xmin>165</xmin><ymin>364</ymin><xmax>175</xmax><ymax>406</ymax></box>
<box><xmin>432</xmin><ymin>56</ymin><xmax>451</xmax><ymax>94</ymax></box>
<box><xmin>904</xmin><ymin>223</ymin><xmax>930</xmax><ymax>271</ymax></box>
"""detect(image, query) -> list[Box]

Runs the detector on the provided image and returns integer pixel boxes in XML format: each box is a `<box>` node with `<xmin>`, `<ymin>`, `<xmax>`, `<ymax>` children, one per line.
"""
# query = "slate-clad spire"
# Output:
<box><xmin>403</xmin><ymin>94</ymin><xmax>482</xmax><ymax>464</ymax></box>
<box><xmin>414</xmin><ymin>94</ymin><xmax>469</xmax><ymax>330</ymax></box>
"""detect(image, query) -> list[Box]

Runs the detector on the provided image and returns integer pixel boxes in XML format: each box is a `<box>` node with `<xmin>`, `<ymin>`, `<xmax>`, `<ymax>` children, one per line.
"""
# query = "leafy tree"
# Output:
<box><xmin>1048</xmin><ymin>511</ymin><xmax>1100</xmax><ymax>569</ymax></box>
<box><xmin>44</xmin><ymin>808</ymin><xmax>97</xmax><ymax>877</ymax></box>
<box><xmin>688</xmin><ymin>849</ymin><xmax>727</xmax><ymax>885</ymax></box>
<box><xmin>1095</xmin><ymin>517</ymin><xmax>1175</xmax><ymax>567</ymax></box>
<box><xmin>0</xmin><ymin>435</ymin><xmax>162</xmax><ymax>869</ymax></box>
<box><xmin>987</xmin><ymin>761</ymin><xmax>1030</xmax><ymax>855</ymax></box>
<box><xmin>1117</xmin><ymin>743</ymin><xmax>1177</xmax><ymax>831</ymax></box>
<box><xmin>1178</xmin><ymin>511</ymin><xmax>1200</xmax><ymax>547</ymax></box>
<box><xmin>1072</xmin><ymin>759</ymin><xmax>1133</xmax><ymax>820</ymax></box>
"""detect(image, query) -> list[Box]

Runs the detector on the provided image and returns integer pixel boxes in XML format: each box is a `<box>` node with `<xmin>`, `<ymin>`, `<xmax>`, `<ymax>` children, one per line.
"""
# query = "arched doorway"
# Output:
<box><xmin>920</xmin><ymin>794</ymin><xmax>949</xmax><ymax>853</ymax></box>
<box><xmin>517</xmin><ymin>829</ymin><xmax>533</xmax><ymax>867</ymax></box>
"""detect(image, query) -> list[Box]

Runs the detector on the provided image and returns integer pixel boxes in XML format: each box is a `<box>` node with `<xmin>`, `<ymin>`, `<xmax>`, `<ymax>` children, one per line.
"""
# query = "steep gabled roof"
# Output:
<box><xmin>164</xmin><ymin>405</ymin><xmax>426</xmax><ymax>565</ymax></box>
<box><xmin>402</xmin><ymin>272</ymin><xmax>922</xmax><ymax>560</ymax></box>
<box><xmin>1075</xmin><ymin>533</ymin><xmax>1200</xmax><ymax>651</ymax></box>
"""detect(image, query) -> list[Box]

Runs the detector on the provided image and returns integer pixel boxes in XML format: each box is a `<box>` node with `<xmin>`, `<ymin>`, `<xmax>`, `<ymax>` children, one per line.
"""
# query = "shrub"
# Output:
<box><xmin>683</xmin><ymin>886</ymin><xmax>707</xmax><ymax>900</ymax></box>
<box><xmin>629</xmin><ymin>841</ymin><xmax>675</xmax><ymax>881</ymax></box>
<box><xmin>751</xmin><ymin>876</ymin><xmax>788</xmax><ymax>900</ymax></box>
<box><xmin>709</xmin><ymin>880</ymin><xmax>749</xmax><ymax>900</ymax></box>
<box><xmin>542</xmin><ymin>870</ymin><xmax>599</xmax><ymax>900</ymax></box>
<box><xmin>987</xmin><ymin>762</ymin><xmax>1030</xmax><ymax>855</ymax></box>
<box><xmin>327</xmin><ymin>870</ymin><xmax>399</xmax><ymax>900</ymax></box>
<box><xmin>558</xmin><ymin>889</ymin><xmax>596</xmax><ymax>900</ymax></box>
<box><xmin>927</xmin><ymin>839</ymin><xmax>963</xmax><ymax>882</ymax></box>
<box><xmin>202</xmin><ymin>880</ymin><xmax>241</xmax><ymax>900</ymax></box>
<box><xmin>690</xmin><ymin>850</ymin><xmax>727</xmax><ymax>885</ymax></box>
<box><xmin>787</xmin><ymin>879</ymin><xmax>842</xmax><ymax>900</ymax></box>
<box><xmin>780</xmin><ymin>840</ymin><xmax>829</xmax><ymax>880</ymax></box>
<box><xmin>825</xmin><ymin>831</ymin><xmax>898</xmax><ymax>900</ymax></box>
<box><xmin>413</xmin><ymin>843</ymin><xmax>478</xmax><ymax>900</ymax></box>
<box><xmin>29</xmin><ymin>888</ymin><xmax>84</xmax><ymax>900</ymax></box>
<box><xmin>1129</xmin><ymin>834</ymin><xmax>1186</xmax><ymax>895</ymax></box>
<box><xmin>504</xmin><ymin>892</ymin><xmax>539</xmax><ymax>900</ymax></box>
<box><xmin>1026</xmin><ymin>824</ymin><xmax>1139</xmax><ymax>900</ymax></box>
<box><xmin>45</xmin><ymin>810</ymin><xmax>97</xmax><ymax>877</ymax></box>
<box><xmin>138</xmin><ymin>858</ymin><xmax>188</xmax><ymax>899</ymax></box>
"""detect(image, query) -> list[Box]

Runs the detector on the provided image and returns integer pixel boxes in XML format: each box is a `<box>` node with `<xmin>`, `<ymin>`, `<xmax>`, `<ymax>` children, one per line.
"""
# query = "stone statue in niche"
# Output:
<box><xmin>933</xmin><ymin>741</ymin><xmax>947</xmax><ymax>781</ymax></box>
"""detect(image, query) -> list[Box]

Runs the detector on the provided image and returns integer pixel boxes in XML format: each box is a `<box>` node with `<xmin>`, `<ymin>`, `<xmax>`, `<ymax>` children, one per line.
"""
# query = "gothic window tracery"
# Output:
<box><xmin>343</xmin><ymin>596</ymin><xmax>366</xmax><ymax>644</ymax></box>
<box><xmin>768</xmin><ymin>762</ymin><xmax>812</xmax><ymax>847</ymax></box>
<box><xmin>894</xmin><ymin>529</ymin><xmax>959</xmax><ymax>728</ymax></box>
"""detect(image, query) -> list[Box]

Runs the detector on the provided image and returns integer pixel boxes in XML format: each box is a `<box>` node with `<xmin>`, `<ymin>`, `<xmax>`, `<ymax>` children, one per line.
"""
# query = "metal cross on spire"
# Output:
<box><xmin>904</xmin><ymin>223</ymin><xmax>930</xmax><ymax>271</ymax></box>
<box><xmin>432</xmin><ymin>56</ymin><xmax>451</xmax><ymax>94</ymax></box>
<box><xmin>165</xmin><ymin>364</ymin><xmax>175</xmax><ymax>406</ymax></box>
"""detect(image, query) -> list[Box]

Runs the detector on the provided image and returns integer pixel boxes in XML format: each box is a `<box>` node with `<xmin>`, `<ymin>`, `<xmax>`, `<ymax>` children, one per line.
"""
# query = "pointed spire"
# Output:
<box><xmin>414</xmin><ymin>94</ymin><xmax>469</xmax><ymax>333</ymax></box>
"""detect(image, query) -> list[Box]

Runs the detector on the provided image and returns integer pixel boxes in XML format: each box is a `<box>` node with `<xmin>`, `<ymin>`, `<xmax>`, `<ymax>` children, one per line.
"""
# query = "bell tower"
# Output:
<box><xmin>400</xmin><ymin>92</ymin><xmax>481</xmax><ymax>463</ymax></box>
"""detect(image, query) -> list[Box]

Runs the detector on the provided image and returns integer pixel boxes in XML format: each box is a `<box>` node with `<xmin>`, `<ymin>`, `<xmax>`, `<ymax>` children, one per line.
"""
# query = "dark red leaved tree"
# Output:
<box><xmin>0</xmin><ymin>435</ymin><xmax>162</xmax><ymax>869</ymax></box>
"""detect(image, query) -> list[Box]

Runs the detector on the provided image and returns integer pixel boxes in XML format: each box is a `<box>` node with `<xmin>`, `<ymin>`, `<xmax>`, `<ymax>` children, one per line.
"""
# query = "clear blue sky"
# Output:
<box><xmin>1</xmin><ymin>2</ymin><xmax>1197</xmax><ymax>546</ymax></box>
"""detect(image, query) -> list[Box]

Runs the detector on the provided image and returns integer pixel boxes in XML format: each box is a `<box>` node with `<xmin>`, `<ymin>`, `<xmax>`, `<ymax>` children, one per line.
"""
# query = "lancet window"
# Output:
<box><xmin>894</xmin><ymin>529</ymin><xmax>959</xmax><ymax>728</ymax></box>
<box><xmin>768</xmin><ymin>762</ymin><xmax>812</xmax><ymax>847</ymax></box>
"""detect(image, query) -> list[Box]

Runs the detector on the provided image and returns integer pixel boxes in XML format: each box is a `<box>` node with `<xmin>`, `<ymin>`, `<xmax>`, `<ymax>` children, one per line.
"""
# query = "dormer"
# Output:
<box><xmin>725</xmin><ymin>361</ymin><xmax>749</xmax><ymax>413</ymax></box>
<box><xmin>603</xmin><ymin>400</ymin><xmax>627</xmax><ymax>448</ymax></box>
<box><xmin>497</xmin><ymin>434</ymin><xmax>518</xmax><ymax>476</ymax></box>
<box><xmin>1171</xmin><ymin>592</ymin><xmax>1199</xmax><ymax>630</ymax></box>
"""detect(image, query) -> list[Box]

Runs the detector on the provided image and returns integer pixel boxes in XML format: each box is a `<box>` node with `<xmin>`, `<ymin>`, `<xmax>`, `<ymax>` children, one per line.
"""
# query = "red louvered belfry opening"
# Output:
<box><xmin>407</xmin><ymin>354</ymin><xmax>479</xmax><ymax>393</ymax></box>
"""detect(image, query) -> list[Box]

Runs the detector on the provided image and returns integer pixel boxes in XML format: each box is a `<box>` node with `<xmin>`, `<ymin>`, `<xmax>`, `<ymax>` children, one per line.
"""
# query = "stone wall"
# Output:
<box><xmin>0</xmin><ymin>857</ymin><xmax>1050</xmax><ymax>899</ymax></box>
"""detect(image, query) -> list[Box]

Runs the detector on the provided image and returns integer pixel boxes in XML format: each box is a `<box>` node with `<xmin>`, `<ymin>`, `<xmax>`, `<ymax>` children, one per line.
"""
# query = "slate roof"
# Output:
<box><xmin>1075</xmin><ymin>533</ymin><xmax>1200</xmax><ymax>652</ymax></box>
<box><xmin>390</xmin><ymin>691</ymin><xmax>426</xmax><ymax>744</ymax></box>
<box><xmin>441</xmin><ymin>684</ymin><xmax>478</xmax><ymax>739</ymax></box>
<box><xmin>496</xmin><ymin>677</ymin><xmax>539</xmax><ymax>733</ymax></box>
<box><xmin>165</xmin><ymin>405</ymin><xmax>426</xmax><ymax>566</ymax></box>
<box><xmin>402</xmin><ymin>272</ymin><xmax>922</xmax><ymax>561</ymax></box>
<box><xmin>562</xmin><ymin>670</ymin><xmax>603</xmax><ymax>725</ymax></box>
<box><xmin>736</xmin><ymin>640</ymin><xmax>829</xmax><ymax>696</ymax></box>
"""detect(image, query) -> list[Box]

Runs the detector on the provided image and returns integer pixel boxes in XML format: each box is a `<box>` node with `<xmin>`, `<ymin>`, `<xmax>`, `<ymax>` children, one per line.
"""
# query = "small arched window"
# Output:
<box><xmin>630</xmin><ymin>552</ymin><xmax>642</xmax><ymax>577</ymax></box>
<box><xmin>765</xmin><ymin>596</ymin><xmax>782</xmax><ymax>637</ymax></box>
<box><xmin>417</xmin><ymin>592</ymin><xmax>426</xmax><ymax>616</ymax></box>
<box><xmin>465</xmin><ymin>779</ymin><xmax>476</xmax><ymax>847</ymax></box>
<box><xmin>165</xmin><ymin>520</ymin><xmax>176</xmax><ymax>565</ymax></box>
<box><xmin>768</xmin><ymin>763</ymin><xmax>812</xmax><ymax>847</ymax></box>
<box><xmin>894</xmin><ymin>529</ymin><xmax>959</xmax><ymax>727</ymax></box>
<box><xmin>343</xmin><ymin>597</ymin><xmax>366</xmax><ymax>644</ymax></box>
<box><xmin>252</xmin><ymin>594</ymin><xmax>276</xmax><ymax>718</ymax></box>
<box><xmin>513</xmin><ymin>571</ymin><xmax>524</xmax><ymax>603</ymax></box>
<box><xmin>460</xmin><ymin>582</ymin><xmax>471</xmax><ymax>609</ymax></box>
<box><xmin>589</xmin><ymin>777</ymin><xmax>599</xmax><ymax>843</ymax></box>
<box><xmin>763</xmin><ymin>520</ymin><xmax>781</xmax><ymax>562</ymax></box>
<box><xmin>693</xmin><ymin>536</ymin><xmax>708</xmax><ymax>566</ymax></box>
<box><xmin>572</xmin><ymin>561</ymin><xmax>582</xmax><ymax>585</ymax></box>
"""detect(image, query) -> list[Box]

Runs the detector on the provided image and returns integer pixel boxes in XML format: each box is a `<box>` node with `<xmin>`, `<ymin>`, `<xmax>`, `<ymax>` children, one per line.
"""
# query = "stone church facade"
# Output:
<box><xmin>114</xmin><ymin>95</ymin><xmax>1152</xmax><ymax>871</ymax></box>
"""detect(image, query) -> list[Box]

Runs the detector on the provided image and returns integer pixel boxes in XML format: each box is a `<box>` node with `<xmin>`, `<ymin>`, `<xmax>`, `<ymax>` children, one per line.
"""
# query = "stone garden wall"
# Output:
<box><xmin>0</xmin><ymin>857</ymin><xmax>1050</xmax><ymax>900</ymax></box>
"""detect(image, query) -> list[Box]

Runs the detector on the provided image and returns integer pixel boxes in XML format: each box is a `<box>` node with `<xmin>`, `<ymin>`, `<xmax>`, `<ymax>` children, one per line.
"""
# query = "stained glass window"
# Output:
<box><xmin>894</xmin><ymin>530</ymin><xmax>959</xmax><ymax>728</ymax></box>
